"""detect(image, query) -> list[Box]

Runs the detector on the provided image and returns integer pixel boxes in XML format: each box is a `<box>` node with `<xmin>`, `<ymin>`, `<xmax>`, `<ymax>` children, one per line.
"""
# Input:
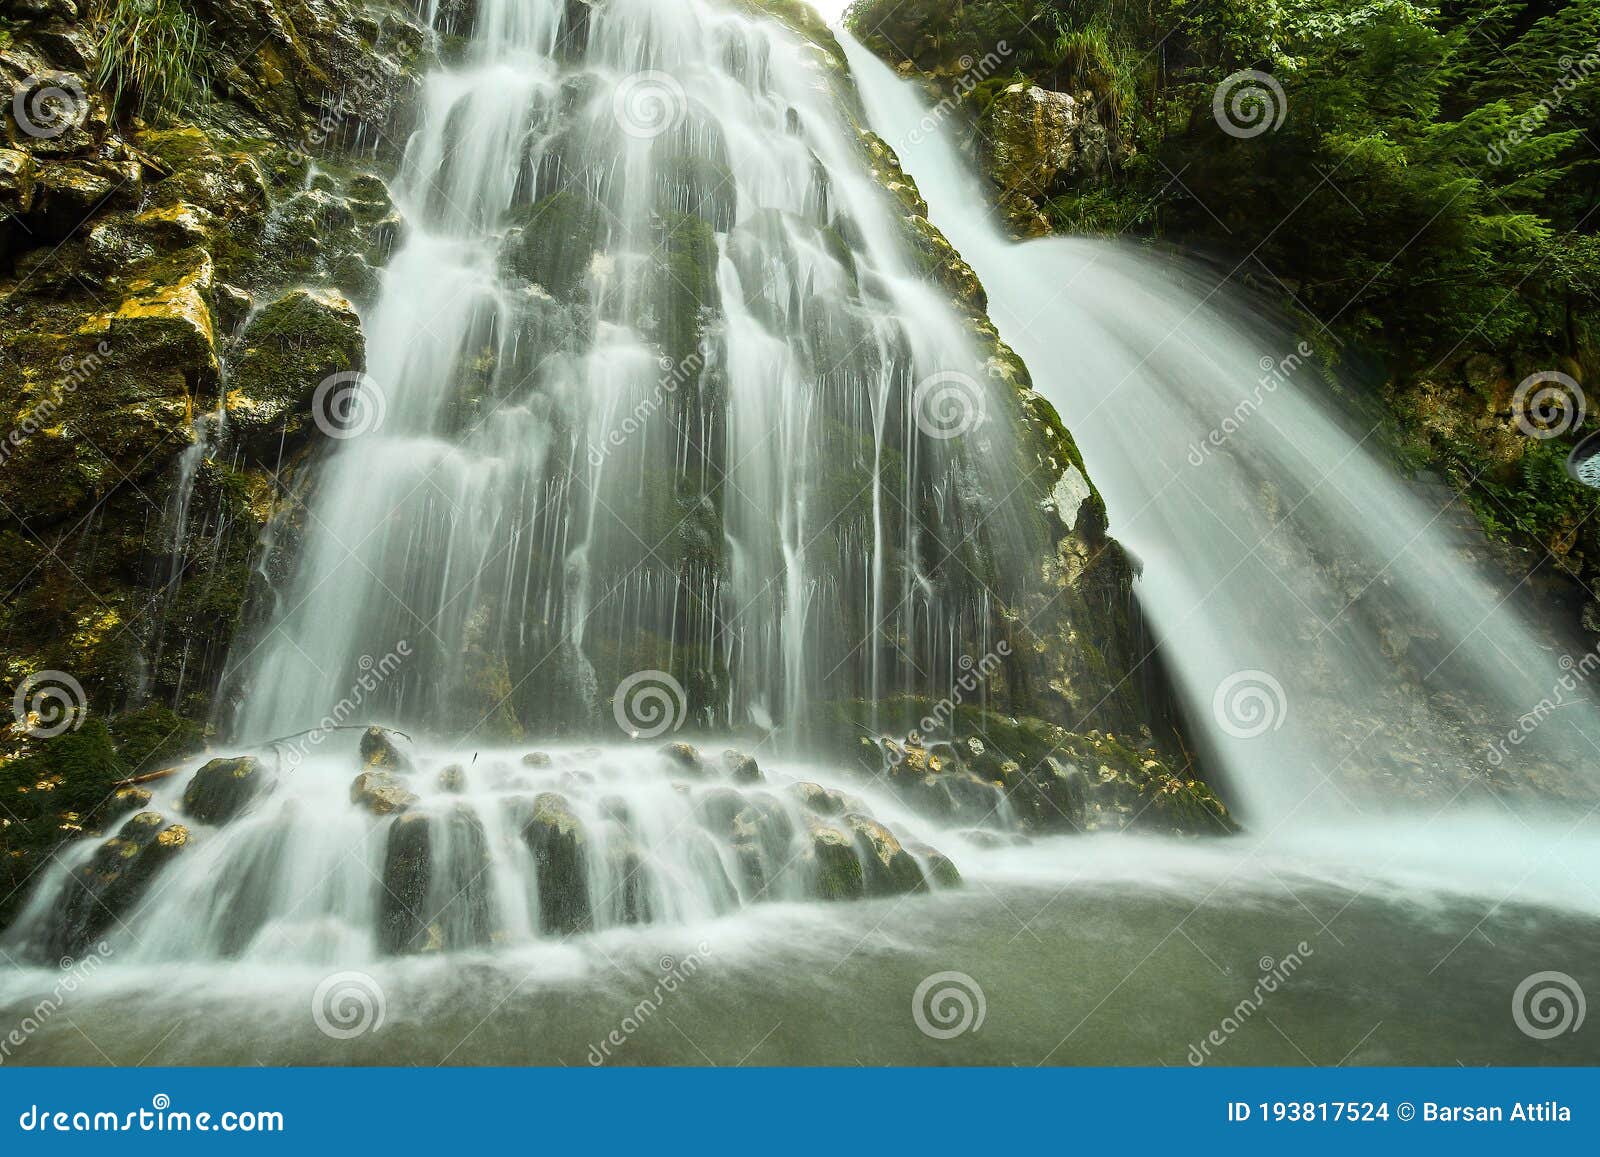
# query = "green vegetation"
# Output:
<box><xmin>852</xmin><ymin>0</ymin><xmax>1600</xmax><ymax>599</ymax></box>
<box><xmin>90</xmin><ymin>0</ymin><xmax>208</xmax><ymax>122</ymax></box>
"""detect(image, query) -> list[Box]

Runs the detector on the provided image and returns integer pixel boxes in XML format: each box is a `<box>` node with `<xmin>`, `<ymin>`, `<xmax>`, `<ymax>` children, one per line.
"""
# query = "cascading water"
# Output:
<box><xmin>225</xmin><ymin>0</ymin><xmax>1037</xmax><ymax>745</ymax></box>
<box><xmin>2</xmin><ymin>0</ymin><xmax>1053</xmax><ymax>966</ymax></box>
<box><xmin>838</xmin><ymin>29</ymin><xmax>1600</xmax><ymax>824</ymax></box>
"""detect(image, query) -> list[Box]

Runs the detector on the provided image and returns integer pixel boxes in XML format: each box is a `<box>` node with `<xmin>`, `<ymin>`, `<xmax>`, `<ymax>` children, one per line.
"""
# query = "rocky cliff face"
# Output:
<box><xmin>1</xmin><ymin>0</ymin><xmax>1232</xmax><ymax>930</ymax></box>
<box><xmin>1</xmin><ymin>0</ymin><xmax>429</xmax><ymax>920</ymax></box>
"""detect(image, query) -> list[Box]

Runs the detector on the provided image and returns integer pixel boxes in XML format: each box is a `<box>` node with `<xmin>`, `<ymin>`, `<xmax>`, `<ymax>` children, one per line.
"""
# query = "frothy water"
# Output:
<box><xmin>838</xmin><ymin>29</ymin><xmax>1600</xmax><ymax>825</ymax></box>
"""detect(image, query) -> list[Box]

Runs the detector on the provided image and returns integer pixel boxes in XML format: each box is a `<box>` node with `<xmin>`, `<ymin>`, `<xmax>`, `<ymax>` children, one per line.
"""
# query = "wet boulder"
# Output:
<box><xmin>658</xmin><ymin>741</ymin><xmax>707</xmax><ymax>777</ymax></box>
<box><xmin>182</xmin><ymin>755</ymin><xmax>264</xmax><ymax>825</ymax></box>
<box><xmin>603</xmin><ymin>840</ymin><xmax>652</xmax><ymax>925</ymax></box>
<box><xmin>720</xmin><ymin>749</ymin><xmax>763</xmax><ymax>783</ymax></box>
<box><xmin>225</xmin><ymin>287</ymin><xmax>366</xmax><ymax>458</ymax></box>
<box><xmin>845</xmin><ymin>813</ymin><xmax>927</xmax><ymax>896</ymax></box>
<box><xmin>802</xmin><ymin>816</ymin><xmax>864</xmax><ymax>901</ymax></box>
<box><xmin>434</xmin><ymin>805</ymin><xmax>497</xmax><ymax>949</ymax></box>
<box><xmin>351</xmin><ymin>770</ymin><xmax>418</xmax><ymax>816</ymax></box>
<box><xmin>520</xmin><ymin>792</ymin><xmax>592</xmax><ymax>935</ymax></box>
<box><xmin>520</xmin><ymin>751</ymin><xmax>553</xmax><ymax>767</ymax></box>
<box><xmin>790</xmin><ymin>781</ymin><xmax>854</xmax><ymax>817</ymax></box>
<box><xmin>50</xmin><ymin>812</ymin><xmax>188</xmax><ymax>956</ymax></box>
<box><xmin>378</xmin><ymin>812</ymin><xmax>433</xmax><ymax>954</ymax></box>
<box><xmin>437</xmin><ymin>764</ymin><xmax>467</xmax><ymax>793</ymax></box>
<box><xmin>359</xmin><ymin>726</ymin><xmax>412</xmax><ymax>772</ymax></box>
<box><xmin>905</xmin><ymin>841</ymin><xmax>962</xmax><ymax>888</ymax></box>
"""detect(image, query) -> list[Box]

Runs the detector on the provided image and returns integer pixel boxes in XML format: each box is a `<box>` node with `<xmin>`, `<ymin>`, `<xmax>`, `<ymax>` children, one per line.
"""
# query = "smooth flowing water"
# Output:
<box><xmin>838</xmin><ymin>28</ymin><xmax>1600</xmax><ymax>825</ymax></box>
<box><xmin>3</xmin><ymin>2</ymin><xmax>1599</xmax><ymax>1066</ymax></box>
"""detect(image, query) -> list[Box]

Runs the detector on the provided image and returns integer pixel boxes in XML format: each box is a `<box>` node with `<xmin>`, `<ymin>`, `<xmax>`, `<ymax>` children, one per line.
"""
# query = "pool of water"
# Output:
<box><xmin>4</xmin><ymin>824</ymin><xmax>1596</xmax><ymax>1065</ymax></box>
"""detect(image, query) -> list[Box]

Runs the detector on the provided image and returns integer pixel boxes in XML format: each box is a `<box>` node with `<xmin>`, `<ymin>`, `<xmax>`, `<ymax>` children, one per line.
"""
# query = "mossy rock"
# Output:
<box><xmin>378</xmin><ymin>812</ymin><xmax>433</xmax><ymax>954</ymax></box>
<box><xmin>519</xmin><ymin>792</ymin><xmax>592</xmax><ymax>934</ymax></box>
<box><xmin>804</xmin><ymin>816</ymin><xmax>865</xmax><ymax>900</ymax></box>
<box><xmin>182</xmin><ymin>755</ymin><xmax>264</xmax><ymax>826</ymax></box>
<box><xmin>501</xmin><ymin>189</ymin><xmax>606</xmax><ymax>300</ymax></box>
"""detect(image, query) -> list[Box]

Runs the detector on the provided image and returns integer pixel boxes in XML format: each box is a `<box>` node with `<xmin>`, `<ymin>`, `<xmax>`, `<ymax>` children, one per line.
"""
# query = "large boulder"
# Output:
<box><xmin>358</xmin><ymin>726</ymin><xmax>411</xmax><ymax>772</ymax></box>
<box><xmin>982</xmin><ymin>83</ymin><xmax>1111</xmax><ymax>200</ymax></box>
<box><xmin>351</xmin><ymin>770</ymin><xmax>418</xmax><ymax>816</ymax></box>
<box><xmin>49</xmin><ymin>811</ymin><xmax>188</xmax><ymax>956</ymax></box>
<box><xmin>802</xmin><ymin>815</ymin><xmax>864</xmax><ymax>901</ymax></box>
<box><xmin>225</xmin><ymin>287</ymin><xmax>366</xmax><ymax>457</ymax></box>
<box><xmin>844</xmin><ymin>813</ymin><xmax>927</xmax><ymax>896</ymax></box>
<box><xmin>378</xmin><ymin>812</ymin><xmax>433</xmax><ymax>954</ymax></box>
<box><xmin>519</xmin><ymin>792</ymin><xmax>592</xmax><ymax>935</ymax></box>
<box><xmin>182</xmin><ymin>755</ymin><xmax>264</xmax><ymax>825</ymax></box>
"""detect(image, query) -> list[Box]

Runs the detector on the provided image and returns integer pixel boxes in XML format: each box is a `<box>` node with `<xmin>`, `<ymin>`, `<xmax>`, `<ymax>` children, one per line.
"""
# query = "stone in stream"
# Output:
<box><xmin>182</xmin><ymin>755</ymin><xmax>264</xmax><ymax>825</ymax></box>
<box><xmin>904</xmin><ymin>842</ymin><xmax>962</xmax><ymax>888</ymax></box>
<box><xmin>519</xmin><ymin>792</ymin><xmax>592</xmax><ymax>935</ymax></box>
<box><xmin>351</xmin><ymin>770</ymin><xmax>418</xmax><ymax>816</ymax></box>
<box><xmin>378</xmin><ymin>812</ymin><xmax>433</xmax><ymax>954</ymax></box>
<box><xmin>359</xmin><ymin>726</ymin><xmax>412</xmax><ymax>772</ymax></box>
<box><xmin>103</xmin><ymin>786</ymin><xmax>153</xmax><ymax>825</ymax></box>
<box><xmin>790</xmin><ymin>781</ymin><xmax>854</xmax><ymax>816</ymax></box>
<box><xmin>604</xmin><ymin>840</ymin><xmax>652</xmax><ymax>926</ymax></box>
<box><xmin>802</xmin><ymin>815</ymin><xmax>865</xmax><ymax>901</ymax></box>
<box><xmin>845</xmin><ymin>813</ymin><xmax>928</xmax><ymax>896</ymax></box>
<box><xmin>520</xmin><ymin>751</ymin><xmax>553</xmax><ymax>767</ymax></box>
<box><xmin>658</xmin><ymin>741</ymin><xmax>707</xmax><ymax>777</ymax></box>
<box><xmin>437</xmin><ymin>764</ymin><xmax>467</xmax><ymax>793</ymax></box>
<box><xmin>720</xmin><ymin>749</ymin><xmax>763</xmax><ymax>783</ymax></box>
<box><xmin>49</xmin><ymin>811</ymin><xmax>189</xmax><ymax>957</ymax></box>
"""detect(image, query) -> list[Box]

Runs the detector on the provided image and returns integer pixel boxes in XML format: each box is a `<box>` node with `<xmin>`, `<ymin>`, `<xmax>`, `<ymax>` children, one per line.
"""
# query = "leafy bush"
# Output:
<box><xmin>90</xmin><ymin>0</ymin><xmax>207</xmax><ymax>122</ymax></box>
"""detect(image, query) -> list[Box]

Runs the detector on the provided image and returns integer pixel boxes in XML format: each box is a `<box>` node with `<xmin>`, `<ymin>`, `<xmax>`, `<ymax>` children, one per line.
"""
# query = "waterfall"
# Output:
<box><xmin>223</xmin><ymin>0</ymin><xmax>1041</xmax><ymax>747</ymax></box>
<box><xmin>839</xmin><ymin>29</ymin><xmax>1600</xmax><ymax>824</ymax></box>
